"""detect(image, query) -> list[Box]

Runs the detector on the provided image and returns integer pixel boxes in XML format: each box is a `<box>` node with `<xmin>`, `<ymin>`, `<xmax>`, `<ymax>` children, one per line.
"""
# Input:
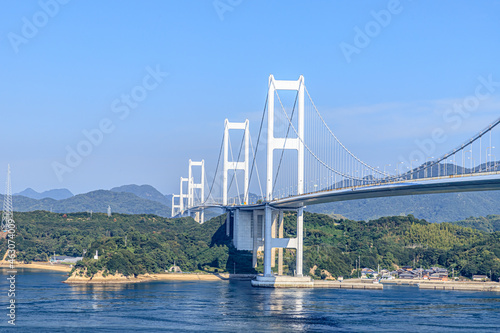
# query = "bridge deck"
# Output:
<box><xmin>184</xmin><ymin>172</ymin><xmax>500</xmax><ymax>213</ymax></box>
<box><xmin>271</xmin><ymin>172</ymin><xmax>500</xmax><ymax>208</ymax></box>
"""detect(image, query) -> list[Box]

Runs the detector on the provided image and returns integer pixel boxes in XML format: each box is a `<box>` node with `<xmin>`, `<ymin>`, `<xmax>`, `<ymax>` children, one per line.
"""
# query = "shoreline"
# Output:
<box><xmin>3</xmin><ymin>265</ymin><xmax>499</xmax><ymax>292</ymax></box>
<box><xmin>0</xmin><ymin>262</ymin><xmax>72</xmax><ymax>272</ymax></box>
<box><xmin>63</xmin><ymin>272</ymin><xmax>257</xmax><ymax>284</ymax></box>
<box><xmin>381</xmin><ymin>279</ymin><xmax>500</xmax><ymax>292</ymax></box>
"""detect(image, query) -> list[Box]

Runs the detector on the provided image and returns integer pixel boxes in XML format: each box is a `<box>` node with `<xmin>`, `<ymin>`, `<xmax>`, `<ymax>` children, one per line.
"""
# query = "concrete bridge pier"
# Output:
<box><xmin>271</xmin><ymin>210</ymin><xmax>284</xmax><ymax>275</ymax></box>
<box><xmin>193</xmin><ymin>209</ymin><xmax>204</xmax><ymax>224</ymax></box>
<box><xmin>296</xmin><ymin>207</ymin><xmax>304</xmax><ymax>277</ymax></box>
<box><xmin>252</xmin><ymin>205</ymin><xmax>312</xmax><ymax>287</ymax></box>
<box><xmin>263</xmin><ymin>205</ymin><xmax>272</xmax><ymax>277</ymax></box>
<box><xmin>226</xmin><ymin>210</ymin><xmax>230</xmax><ymax>236</ymax></box>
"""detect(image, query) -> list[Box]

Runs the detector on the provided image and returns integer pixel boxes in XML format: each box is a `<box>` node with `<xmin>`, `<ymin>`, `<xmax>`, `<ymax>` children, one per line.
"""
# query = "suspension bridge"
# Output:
<box><xmin>171</xmin><ymin>75</ymin><xmax>500</xmax><ymax>287</ymax></box>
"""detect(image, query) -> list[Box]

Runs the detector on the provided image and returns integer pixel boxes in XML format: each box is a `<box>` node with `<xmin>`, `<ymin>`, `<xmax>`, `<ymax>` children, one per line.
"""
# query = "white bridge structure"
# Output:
<box><xmin>171</xmin><ymin>75</ymin><xmax>500</xmax><ymax>287</ymax></box>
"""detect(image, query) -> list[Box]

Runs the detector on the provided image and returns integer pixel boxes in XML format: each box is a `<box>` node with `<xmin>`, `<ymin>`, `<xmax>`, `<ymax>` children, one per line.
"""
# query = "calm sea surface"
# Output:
<box><xmin>0</xmin><ymin>268</ymin><xmax>499</xmax><ymax>332</ymax></box>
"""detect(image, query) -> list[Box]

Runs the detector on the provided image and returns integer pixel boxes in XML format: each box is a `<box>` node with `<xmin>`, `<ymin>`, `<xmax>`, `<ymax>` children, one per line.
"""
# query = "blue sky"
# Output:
<box><xmin>1</xmin><ymin>0</ymin><xmax>500</xmax><ymax>195</ymax></box>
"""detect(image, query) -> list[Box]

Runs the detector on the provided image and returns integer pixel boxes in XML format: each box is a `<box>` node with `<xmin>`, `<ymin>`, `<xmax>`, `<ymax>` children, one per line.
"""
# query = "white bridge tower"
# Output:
<box><xmin>188</xmin><ymin>159</ymin><xmax>205</xmax><ymax>223</ymax></box>
<box><xmin>171</xmin><ymin>177</ymin><xmax>189</xmax><ymax>217</ymax></box>
<box><xmin>223</xmin><ymin>119</ymin><xmax>249</xmax><ymax>205</ymax></box>
<box><xmin>264</xmin><ymin>75</ymin><xmax>305</xmax><ymax>278</ymax></box>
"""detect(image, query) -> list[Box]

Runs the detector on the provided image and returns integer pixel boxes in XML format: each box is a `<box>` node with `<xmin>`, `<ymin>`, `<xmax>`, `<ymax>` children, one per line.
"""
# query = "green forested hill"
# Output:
<box><xmin>5</xmin><ymin>211</ymin><xmax>250</xmax><ymax>277</ymax></box>
<box><xmin>291</xmin><ymin>213</ymin><xmax>500</xmax><ymax>280</ymax></box>
<box><xmin>110</xmin><ymin>184</ymin><xmax>171</xmax><ymax>207</ymax></box>
<box><xmin>6</xmin><ymin>190</ymin><xmax>171</xmax><ymax>217</ymax></box>
<box><xmin>451</xmin><ymin>215</ymin><xmax>500</xmax><ymax>232</ymax></box>
<box><xmin>4</xmin><ymin>211</ymin><xmax>499</xmax><ymax>280</ymax></box>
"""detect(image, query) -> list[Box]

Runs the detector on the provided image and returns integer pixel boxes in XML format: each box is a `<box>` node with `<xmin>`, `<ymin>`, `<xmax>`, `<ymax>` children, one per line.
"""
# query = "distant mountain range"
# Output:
<box><xmin>15</xmin><ymin>188</ymin><xmax>74</xmax><ymax>200</ymax></box>
<box><xmin>7</xmin><ymin>183</ymin><xmax>500</xmax><ymax>223</ymax></box>
<box><xmin>110</xmin><ymin>184</ymin><xmax>171</xmax><ymax>206</ymax></box>
<box><xmin>9</xmin><ymin>185</ymin><xmax>172</xmax><ymax>217</ymax></box>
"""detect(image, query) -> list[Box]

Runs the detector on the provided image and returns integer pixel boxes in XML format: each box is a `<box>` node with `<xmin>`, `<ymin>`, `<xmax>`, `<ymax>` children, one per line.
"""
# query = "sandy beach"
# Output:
<box><xmin>0</xmin><ymin>262</ymin><xmax>73</xmax><ymax>272</ymax></box>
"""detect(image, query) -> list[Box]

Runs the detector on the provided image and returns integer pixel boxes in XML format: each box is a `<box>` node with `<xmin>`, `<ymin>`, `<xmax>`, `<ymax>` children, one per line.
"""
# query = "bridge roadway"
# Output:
<box><xmin>187</xmin><ymin>171</ymin><xmax>500</xmax><ymax>213</ymax></box>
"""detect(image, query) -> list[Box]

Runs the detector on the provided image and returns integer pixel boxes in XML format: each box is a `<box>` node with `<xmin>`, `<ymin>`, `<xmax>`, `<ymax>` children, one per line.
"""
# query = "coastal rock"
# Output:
<box><xmin>64</xmin><ymin>270</ymin><xmax>153</xmax><ymax>284</ymax></box>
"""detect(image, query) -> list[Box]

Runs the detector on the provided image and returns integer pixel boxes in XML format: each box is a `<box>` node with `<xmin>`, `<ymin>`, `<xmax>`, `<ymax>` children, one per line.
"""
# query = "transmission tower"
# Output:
<box><xmin>2</xmin><ymin>165</ymin><xmax>13</xmax><ymax>231</ymax></box>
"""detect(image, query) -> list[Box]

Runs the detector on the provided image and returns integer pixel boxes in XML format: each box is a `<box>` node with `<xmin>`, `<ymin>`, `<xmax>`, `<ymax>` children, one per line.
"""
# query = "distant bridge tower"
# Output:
<box><xmin>188</xmin><ymin>159</ymin><xmax>205</xmax><ymax>223</ymax></box>
<box><xmin>171</xmin><ymin>194</ymin><xmax>180</xmax><ymax>217</ymax></box>
<box><xmin>172</xmin><ymin>177</ymin><xmax>189</xmax><ymax>217</ymax></box>
<box><xmin>1</xmin><ymin>164</ymin><xmax>13</xmax><ymax>231</ymax></box>
<box><xmin>179</xmin><ymin>177</ymin><xmax>189</xmax><ymax>213</ymax></box>
<box><xmin>223</xmin><ymin>119</ymin><xmax>249</xmax><ymax>205</ymax></box>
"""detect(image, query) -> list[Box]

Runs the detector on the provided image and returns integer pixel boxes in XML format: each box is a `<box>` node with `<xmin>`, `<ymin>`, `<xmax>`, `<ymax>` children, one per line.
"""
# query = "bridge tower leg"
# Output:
<box><xmin>271</xmin><ymin>210</ymin><xmax>277</xmax><ymax>268</ymax></box>
<box><xmin>252</xmin><ymin>209</ymin><xmax>260</xmax><ymax>268</ymax></box>
<box><xmin>278</xmin><ymin>210</ymin><xmax>284</xmax><ymax>275</ymax></box>
<box><xmin>226</xmin><ymin>209</ymin><xmax>231</xmax><ymax>236</ymax></box>
<box><xmin>223</xmin><ymin>119</ymin><xmax>249</xmax><ymax>205</ymax></box>
<box><xmin>263</xmin><ymin>205</ymin><xmax>273</xmax><ymax>276</ymax></box>
<box><xmin>234</xmin><ymin>208</ymin><xmax>239</xmax><ymax>244</ymax></box>
<box><xmin>296</xmin><ymin>207</ymin><xmax>304</xmax><ymax>277</ymax></box>
<box><xmin>179</xmin><ymin>177</ymin><xmax>189</xmax><ymax>216</ymax></box>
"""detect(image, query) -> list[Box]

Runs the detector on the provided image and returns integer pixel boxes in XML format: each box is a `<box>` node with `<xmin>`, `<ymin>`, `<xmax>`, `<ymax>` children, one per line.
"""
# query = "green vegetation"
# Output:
<box><xmin>2</xmin><ymin>211</ymin><xmax>500</xmax><ymax>281</ymax></box>
<box><xmin>3</xmin><ymin>211</ymin><xmax>251</xmax><ymax>277</ymax></box>
<box><xmin>281</xmin><ymin>213</ymin><xmax>500</xmax><ymax>280</ymax></box>
<box><xmin>451</xmin><ymin>215</ymin><xmax>500</xmax><ymax>232</ymax></box>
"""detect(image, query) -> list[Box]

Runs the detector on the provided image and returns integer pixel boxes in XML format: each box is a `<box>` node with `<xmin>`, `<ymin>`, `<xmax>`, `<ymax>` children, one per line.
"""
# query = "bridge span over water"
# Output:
<box><xmin>171</xmin><ymin>75</ymin><xmax>500</xmax><ymax>287</ymax></box>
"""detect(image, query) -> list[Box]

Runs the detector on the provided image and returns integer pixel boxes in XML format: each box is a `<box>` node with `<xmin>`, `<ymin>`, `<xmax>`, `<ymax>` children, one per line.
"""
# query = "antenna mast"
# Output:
<box><xmin>2</xmin><ymin>165</ymin><xmax>13</xmax><ymax>231</ymax></box>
